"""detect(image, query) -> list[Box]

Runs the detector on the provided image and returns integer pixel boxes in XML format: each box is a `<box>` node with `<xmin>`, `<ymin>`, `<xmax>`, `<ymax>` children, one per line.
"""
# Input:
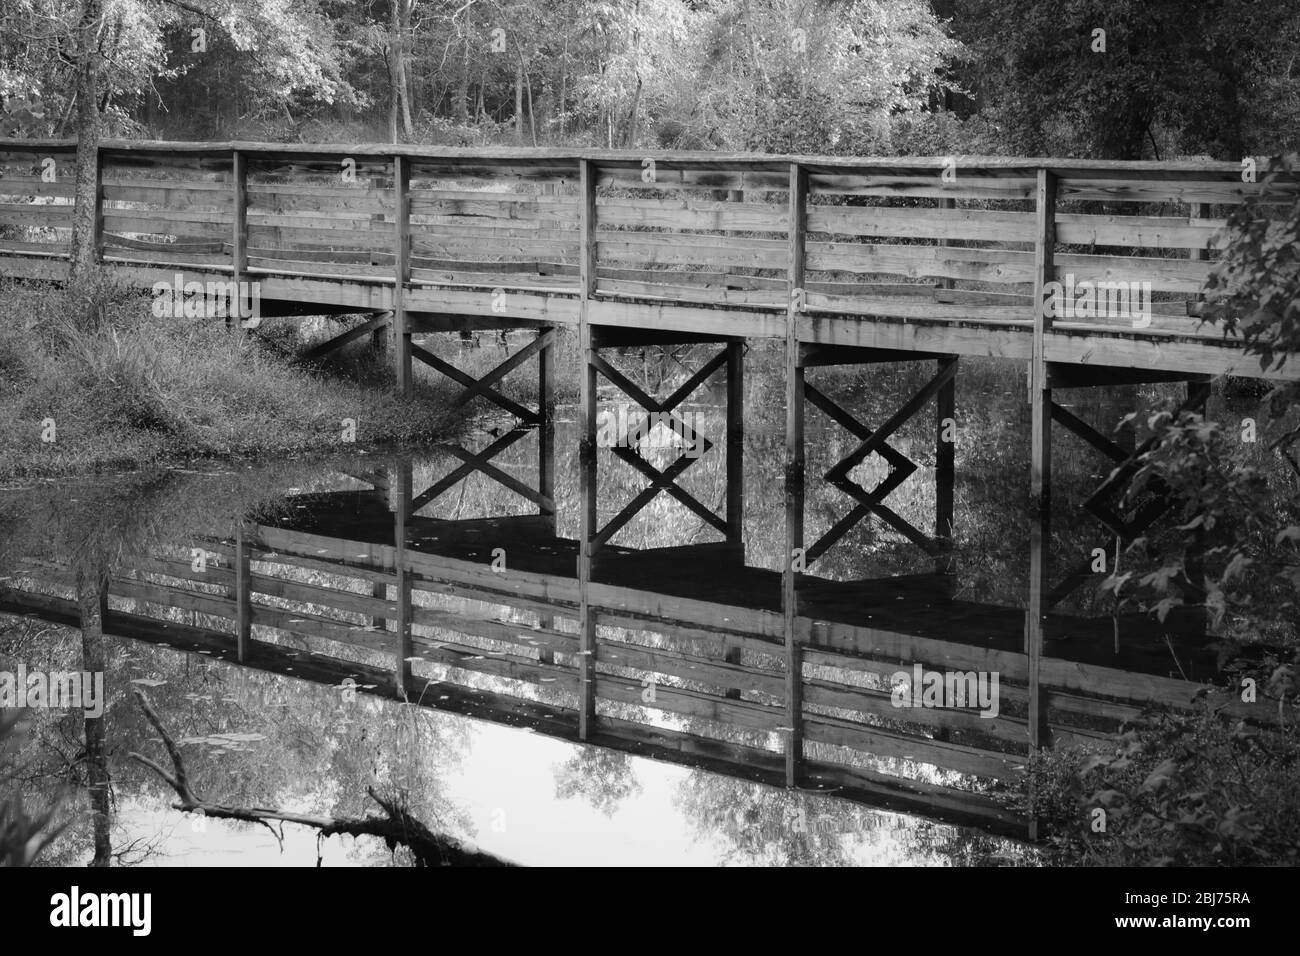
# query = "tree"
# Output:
<box><xmin>952</xmin><ymin>0</ymin><xmax>1300</xmax><ymax>159</ymax></box>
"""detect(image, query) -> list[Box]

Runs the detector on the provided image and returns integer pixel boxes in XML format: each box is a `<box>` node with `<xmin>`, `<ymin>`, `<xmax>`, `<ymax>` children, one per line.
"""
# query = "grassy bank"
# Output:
<box><xmin>0</xmin><ymin>278</ymin><xmax>463</xmax><ymax>482</ymax></box>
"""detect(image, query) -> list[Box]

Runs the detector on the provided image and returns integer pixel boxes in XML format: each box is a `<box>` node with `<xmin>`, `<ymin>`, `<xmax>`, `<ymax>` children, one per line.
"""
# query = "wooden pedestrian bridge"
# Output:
<box><xmin>2</xmin><ymin>140</ymin><xmax>1296</xmax><ymax>843</ymax></box>
<box><xmin>0</xmin><ymin>139</ymin><xmax>1296</xmax><ymax>383</ymax></box>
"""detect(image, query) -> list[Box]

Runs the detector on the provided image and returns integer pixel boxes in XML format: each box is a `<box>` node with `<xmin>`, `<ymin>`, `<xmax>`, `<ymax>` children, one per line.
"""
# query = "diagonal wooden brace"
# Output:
<box><xmin>824</xmin><ymin>359</ymin><xmax>958</xmax><ymax>484</ymax></box>
<box><xmin>408</xmin><ymin>428</ymin><xmax>531</xmax><ymax>515</ymax></box>
<box><xmin>589</xmin><ymin>346</ymin><xmax>729</xmax><ymax>546</ymax></box>
<box><xmin>411</xmin><ymin>342</ymin><xmax>543</xmax><ymax>425</ymax></box>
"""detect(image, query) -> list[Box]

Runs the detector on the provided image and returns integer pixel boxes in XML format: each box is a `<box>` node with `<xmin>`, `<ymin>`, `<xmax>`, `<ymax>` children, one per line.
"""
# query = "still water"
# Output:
<box><xmin>0</xmin><ymin>346</ymin><xmax>1272</xmax><ymax>866</ymax></box>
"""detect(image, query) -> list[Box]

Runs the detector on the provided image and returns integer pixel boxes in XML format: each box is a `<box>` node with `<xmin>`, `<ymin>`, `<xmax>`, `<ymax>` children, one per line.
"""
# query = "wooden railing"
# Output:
<box><xmin>2</xmin><ymin>141</ymin><xmax>1298</xmax><ymax>361</ymax></box>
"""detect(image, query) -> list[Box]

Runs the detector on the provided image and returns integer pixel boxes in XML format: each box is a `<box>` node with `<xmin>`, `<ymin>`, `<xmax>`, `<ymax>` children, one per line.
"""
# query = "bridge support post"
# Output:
<box><xmin>235</xmin><ymin>519</ymin><xmax>252</xmax><ymax>663</ymax></box>
<box><xmin>577</xmin><ymin>159</ymin><xmax>598</xmax><ymax>741</ymax></box>
<box><xmin>727</xmin><ymin>340</ymin><xmax>745</xmax><ymax>552</ymax></box>
<box><xmin>392</xmin><ymin>461</ymin><xmax>413</xmax><ymax>698</ymax></box>
<box><xmin>936</xmin><ymin>355</ymin><xmax>957</xmax><ymax>570</ymax></box>
<box><xmin>784</xmin><ymin>160</ymin><xmax>807</xmax><ymax>788</ymax></box>
<box><xmin>393</xmin><ymin>154</ymin><xmax>412</xmax><ymax>396</ymax></box>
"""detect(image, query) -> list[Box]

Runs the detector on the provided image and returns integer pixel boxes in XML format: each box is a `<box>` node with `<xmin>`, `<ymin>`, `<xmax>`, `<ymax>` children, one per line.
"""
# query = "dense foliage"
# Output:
<box><xmin>3</xmin><ymin>0</ymin><xmax>1296</xmax><ymax>157</ymax></box>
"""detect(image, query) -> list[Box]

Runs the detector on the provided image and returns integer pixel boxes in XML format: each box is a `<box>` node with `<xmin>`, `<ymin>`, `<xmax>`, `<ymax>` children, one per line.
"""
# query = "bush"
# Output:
<box><xmin>1018</xmin><ymin>695</ymin><xmax>1300</xmax><ymax>865</ymax></box>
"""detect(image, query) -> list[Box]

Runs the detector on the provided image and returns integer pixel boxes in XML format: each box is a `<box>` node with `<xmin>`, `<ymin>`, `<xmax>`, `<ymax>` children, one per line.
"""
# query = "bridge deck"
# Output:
<box><xmin>2</xmin><ymin>141</ymin><xmax>1297</xmax><ymax>378</ymax></box>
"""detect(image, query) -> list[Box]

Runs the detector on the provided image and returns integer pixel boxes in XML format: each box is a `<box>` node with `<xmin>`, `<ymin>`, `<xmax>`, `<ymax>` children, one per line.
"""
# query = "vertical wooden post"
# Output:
<box><xmin>937</xmin><ymin>196</ymin><xmax>954</xmax><ymax>292</ymax></box>
<box><xmin>1189</xmin><ymin>203</ymin><xmax>1205</xmax><ymax>262</ymax></box>
<box><xmin>235</xmin><ymin>520</ymin><xmax>252</xmax><ymax>662</ymax></box>
<box><xmin>231</xmin><ymin>149</ymin><xmax>248</xmax><ymax>330</ymax></box>
<box><xmin>371</xmin><ymin>174</ymin><xmax>390</xmax><ymax>353</ymax></box>
<box><xmin>725</xmin><ymin>339</ymin><xmax>745</xmax><ymax>554</ymax></box>
<box><xmin>369</xmin><ymin>579</ymin><xmax>388</xmax><ymax>630</ymax></box>
<box><xmin>393</xmin><ymin>154</ymin><xmax>412</xmax><ymax>396</ymax></box>
<box><xmin>936</xmin><ymin>354</ymin><xmax>957</xmax><ymax>558</ymax></box>
<box><xmin>577</xmin><ymin>159</ymin><xmax>598</xmax><ymax>740</ymax></box>
<box><xmin>783</xmin><ymin>162</ymin><xmax>808</xmax><ymax>788</ymax></box>
<box><xmin>1025</xmin><ymin>506</ymin><xmax>1049</xmax><ymax>749</ymax></box>
<box><xmin>91</xmin><ymin>147</ymin><xmax>105</xmax><ymax>264</ymax></box>
<box><xmin>1030</xmin><ymin>167</ymin><xmax>1056</xmax><ymax>512</ymax></box>
<box><xmin>393</xmin><ymin>461</ymin><xmax>413</xmax><ymax>697</ymax></box>
<box><xmin>1026</xmin><ymin>167</ymin><xmax>1056</xmax><ymax>756</ymax></box>
<box><xmin>538</xmin><ymin>325</ymin><xmax>556</xmax><ymax>534</ymax></box>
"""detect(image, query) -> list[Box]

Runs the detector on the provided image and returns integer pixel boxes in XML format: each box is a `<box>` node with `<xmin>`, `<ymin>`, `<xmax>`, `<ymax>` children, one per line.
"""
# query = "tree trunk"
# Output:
<box><xmin>623</xmin><ymin>75</ymin><xmax>642</xmax><ymax>148</ymax></box>
<box><xmin>398</xmin><ymin>0</ymin><xmax>414</xmax><ymax>139</ymax></box>
<box><xmin>521</xmin><ymin>51</ymin><xmax>537</xmax><ymax>146</ymax></box>
<box><xmin>77</xmin><ymin>574</ymin><xmax>111</xmax><ymax>868</ymax></box>
<box><xmin>454</xmin><ymin>35</ymin><xmax>470</xmax><ymax>124</ymax></box>
<box><xmin>558</xmin><ymin>35</ymin><xmax>568</xmax><ymax>139</ymax></box>
<box><xmin>514</xmin><ymin>58</ymin><xmax>524</xmax><ymax>144</ymax></box>
<box><xmin>68</xmin><ymin>0</ymin><xmax>103</xmax><ymax>289</ymax></box>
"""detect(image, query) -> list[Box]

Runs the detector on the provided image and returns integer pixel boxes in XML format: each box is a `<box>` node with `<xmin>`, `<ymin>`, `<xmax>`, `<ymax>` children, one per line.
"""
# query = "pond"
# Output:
<box><xmin>0</xmin><ymin>343</ymin><xmax>1276</xmax><ymax>866</ymax></box>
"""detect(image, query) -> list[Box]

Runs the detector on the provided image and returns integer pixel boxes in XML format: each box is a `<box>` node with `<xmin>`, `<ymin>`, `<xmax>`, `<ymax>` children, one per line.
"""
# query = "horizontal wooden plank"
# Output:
<box><xmin>806</xmin><ymin>241</ymin><xmax>1035</xmax><ymax>284</ymax></box>
<box><xmin>1056</xmin><ymin>213</ymin><xmax>1228</xmax><ymax>249</ymax></box>
<box><xmin>802</xmin><ymin>713</ymin><xmax>1021</xmax><ymax>780</ymax></box>
<box><xmin>0</xmin><ymin>177</ymin><xmax>76</xmax><ymax>199</ymax></box>
<box><xmin>1053</xmin><ymin>253</ymin><xmax>1211</xmax><ymax>294</ymax></box>
<box><xmin>598</xmin><ymin>234</ymin><xmax>786</xmax><ymax>270</ymax></box>
<box><xmin>803</xmin><ymin>677</ymin><xmax>1029</xmax><ymax>746</ymax></box>
<box><xmin>804</xmin><ymin>294</ymin><xmax>1033</xmax><ymax>322</ymax></box>
<box><xmin>599</xmin><ymin>638</ymin><xmax>785</xmax><ymax>697</ymax></box>
<box><xmin>414</xmin><ymin>235</ymin><xmax>580</xmax><ymax>257</ymax></box>
<box><xmin>0</xmin><ymin>202</ymin><xmax>73</xmax><ymax>225</ymax></box>
<box><xmin>111</xmin><ymin>577</ymin><xmax>235</xmax><ymax>619</ymax></box>
<box><xmin>808</xmin><ymin>206</ymin><xmax>1034</xmax><ymax>243</ymax></box>
<box><xmin>248</xmin><ymin>212</ymin><xmax>391</xmax><ymax>231</ymax></box>
<box><xmin>0</xmin><ymin>238</ymin><xmax>67</xmax><ymax>254</ymax></box>
<box><xmin>410</xmin><ymin>196</ymin><xmax>577</xmax><ymax>223</ymax></box>
<box><xmin>1058</xmin><ymin>178</ymin><xmax>1298</xmax><ymax>205</ymax></box>
<box><xmin>598</xmin><ymin>277</ymin><xmax>783</xmax><ymax>307</ymax></box>
<box><xmin>597</xmin><ymin>198</ymin><xmax>786</xmax><ymax>232</ymax></box>
<box><xmin>597</xmin><ymin>168</ymin><xmax>789</xmax><ymax>192</ymax></box>
<box><xmin>810</xmin><ymin>174</ymin><xmax>1036</xmax><ymax>200</ymax></box>
<box><xmin>597</xmin><ymin>674</ymin><xmax>785</xmax><ymax>731</ymax></box>
<box><xmin>248</xmin><ymin>256</ymin><xmax>389</xmax><ymax>278</ymax></box>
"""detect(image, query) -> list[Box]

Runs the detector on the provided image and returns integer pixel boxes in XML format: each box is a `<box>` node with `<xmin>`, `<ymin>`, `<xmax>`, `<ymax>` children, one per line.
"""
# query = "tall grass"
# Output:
<box><xmin>0</xmin><ymin>279</ymin><xmax>461</xmax><ymax>481</ymax></box>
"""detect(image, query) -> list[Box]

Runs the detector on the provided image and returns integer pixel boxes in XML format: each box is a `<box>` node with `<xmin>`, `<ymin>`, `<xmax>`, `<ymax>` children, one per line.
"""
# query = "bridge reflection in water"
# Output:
<box><xmin>0</xmin><ymin>401</ymin><xmax>1248</xmax><ymax>845</ymax></box>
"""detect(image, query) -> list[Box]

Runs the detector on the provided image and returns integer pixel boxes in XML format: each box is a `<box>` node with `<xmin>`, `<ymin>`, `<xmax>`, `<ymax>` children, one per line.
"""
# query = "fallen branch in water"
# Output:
<box><xmin>127</xmin><ymin>689</ymin><xmax>513</xmax><ymax>867</ymax></box>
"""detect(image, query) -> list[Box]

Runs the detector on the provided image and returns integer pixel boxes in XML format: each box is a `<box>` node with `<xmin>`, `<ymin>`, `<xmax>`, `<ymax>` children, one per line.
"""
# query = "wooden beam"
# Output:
<box><xmin>726</xmin><ymin>341</ymin><xmax>744</xmax><ymax>547</ymax></box>
<box><xmin>935</xmin><ymin>355</ymin><xmax>957</xmax><ymax>558</ymax></box>
<box><xmin>458</xmin><ymin>327</ymin><xmax>554</xmax><ymax>399</ymax></box>
<box><xmin>410</xmin><ymin>343</ymin><xmax>538</xmax><ymax>424</ymax></box>
<box><xmin>578</xmin><ymin>158</ymin><xmax>598</xmax><ymax>740</ymax></box>
<box><xmin>393</xmin><ymin>154</ymin><xmax>412</xmax><ymax>395</ymax></box>
<box><xmin>1046</xmin><ymin>363</ymin><xmax>1211</xmax><ymax>390</ymax></box>
<box><xmin>235</xmin><ymin>520</ymin><xmax>252</xmax><ymax>662</ymax></box>
<box><xmin>824</xmin><ymin>360</ymin><xmax>957</xmax><ymax>482</ymax></box>
<box><xmin>393</xmin><ymin>462</ymin><xmax>414</xmax><ymax>697</ymax></box>
<box><xmin>299</xmin><ymin>311</ymin><xmax>393</xmax><ymax>362</ymax></box>
<box><xmin>231</xmin><ymin>149</ymin><xmax>248</xmax><ymax>329</ymax></box>
<box><xmin>409</xmin><ymin>428</ymin><xmax>531</xmax><ymax>514</ymax></box>
<box><xmin>92</xmin><ymin>145</ymin><xmax>104</xmax><ymax>264</ymax></box>
<box><xmin>784</xmin><ymin>161</ymin><xmax>807</xmax><ymax>788</ymax></box>
<box><xmin>1026</xmin><ymin>509</ymin><xmax>1050</xmax><ymax>749</ymax></box>
<box><xmin>538</xmin><ymin>326</ymin><xmax>556</xmax><ymax>525</ymax></box>
<box><xmin>444</xmin><ymin>442</ymin><xmax>555</xmax><ymax>511</ymax></box>
<box><xmin>1030</xmin><ymin>168</ymin><xmax>1057</xmax><ymax>512</ymax></box>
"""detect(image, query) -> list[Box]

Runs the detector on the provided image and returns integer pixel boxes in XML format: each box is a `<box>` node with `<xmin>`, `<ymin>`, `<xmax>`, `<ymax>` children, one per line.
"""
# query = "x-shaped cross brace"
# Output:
<box><xmin>803</xmin><ymin>361</ymin><xmax>957</xmax><ymax>565</ymax></box>
<box><xmin>589</xmin><ymin>349</ymin><xmax>726</xmax><ymax>549</ymax></box>
<box><xmin>412</xmin><ymin>328</ymin><xmax>554</xmax><ymax>426</ymax></box>
<box><xmin>407</xmin><ymin>427</ymin><xmax>555</xmax><ymax>518</ymax></box>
